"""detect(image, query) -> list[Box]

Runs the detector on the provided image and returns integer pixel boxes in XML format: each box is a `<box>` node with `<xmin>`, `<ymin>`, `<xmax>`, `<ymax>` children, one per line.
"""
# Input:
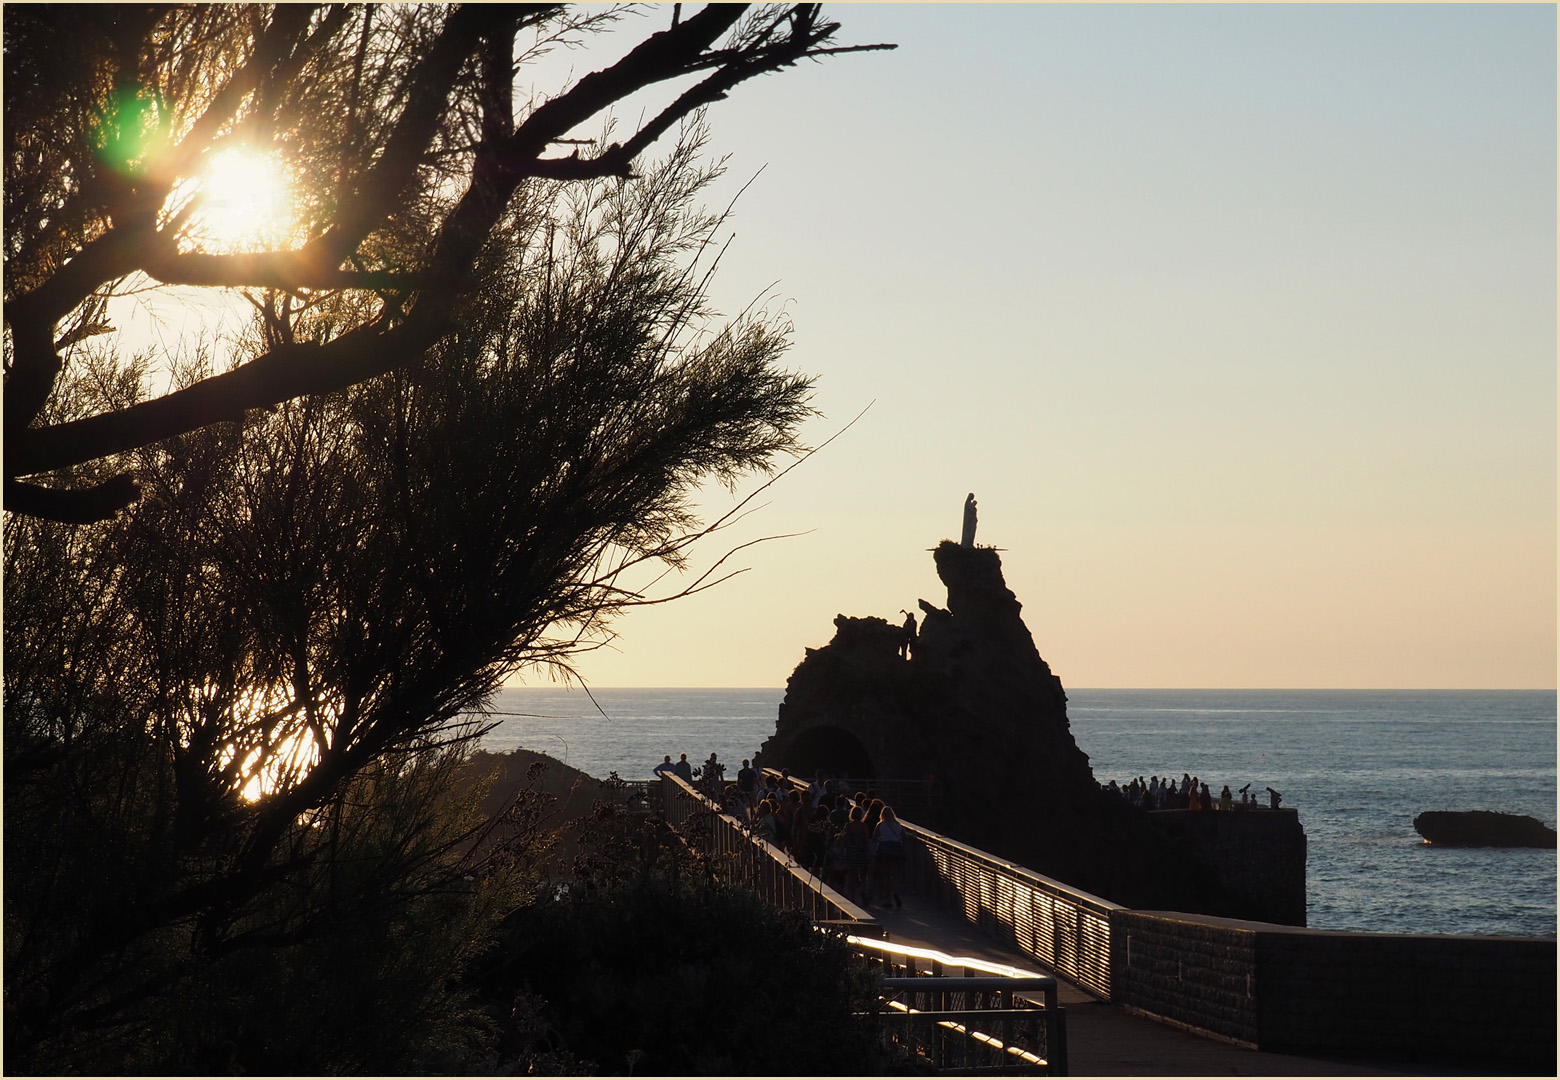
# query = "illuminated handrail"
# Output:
<box><xmin>847</xmin><ymin>937</ymin><xmax>1066</xmax><ymax>1074</ymax></box>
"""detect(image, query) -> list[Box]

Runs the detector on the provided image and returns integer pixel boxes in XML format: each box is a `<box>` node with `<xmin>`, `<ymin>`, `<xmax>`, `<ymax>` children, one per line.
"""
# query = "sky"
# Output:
<box><xmin>110</xmin><ymin>5</ymin><xmax>1557</xmax><ymax>692</ymax></box>
<box><xmin>530</xmin><ymin>4</ymin><xmax>1555</xmax><ymax>691</ymax></box>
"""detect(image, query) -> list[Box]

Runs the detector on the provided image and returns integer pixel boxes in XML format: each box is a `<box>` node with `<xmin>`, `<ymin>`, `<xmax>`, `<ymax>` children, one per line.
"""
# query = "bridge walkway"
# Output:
<box><xmin>865</xmin><ymin>882</ymin><xmax>1460</xmax><ymax>1076</ymax></box>
<box><xmin>654</xmin><ymin>775</ymin><xmax>1491</xmax><ymax>1076</ymax></box>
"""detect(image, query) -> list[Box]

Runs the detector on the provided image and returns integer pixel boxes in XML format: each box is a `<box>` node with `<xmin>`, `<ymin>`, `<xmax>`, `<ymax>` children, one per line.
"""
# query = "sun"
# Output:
<box><xmin>194</xmin><ymin>146</ymin><xmax>295</xmax><ymax>251</ymax></box>
<box><xmin>217</xmin><ymin>685</ymin><xmax>324</xmax><ymax>803</ymax></box>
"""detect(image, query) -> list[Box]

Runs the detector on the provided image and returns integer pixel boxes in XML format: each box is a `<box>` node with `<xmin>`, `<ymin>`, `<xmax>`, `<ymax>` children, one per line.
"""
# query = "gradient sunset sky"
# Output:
<box><xmin>537</xmin><ymin>4</ymin><xmax>1554</xmax><ymax>690</ymax></box>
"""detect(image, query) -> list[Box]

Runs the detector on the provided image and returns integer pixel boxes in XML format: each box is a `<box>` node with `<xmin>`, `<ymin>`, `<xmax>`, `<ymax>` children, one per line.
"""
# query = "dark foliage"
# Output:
<box><xmin>4</xmin><ymin>735</ymin><xmax>538</xmax><ymax>1074</ymax></box>
<box><xmin>3</xmin><ymin>129</ymin><xmax>816</xmax><ymax>1077</ymax></box>
<box><xmin>4</xmin><ymin>6</ymin><xmax>894</xmax><ymax>1073</ymax></box>
<box><xmin>465</xmin><ymin>819</ymin><xmax>889</xmax><ymax>1076</ymax></box>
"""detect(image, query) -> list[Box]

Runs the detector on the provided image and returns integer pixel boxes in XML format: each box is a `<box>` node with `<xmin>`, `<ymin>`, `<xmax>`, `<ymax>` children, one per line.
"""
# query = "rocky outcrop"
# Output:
<box><xmin>1414</xmin><ymin>810</ymin><xmax>1557</xmax><ymax>848</ymax></box>
<box><xmin>757</xmin><ymin>539</ymin><xmax>1307</xmax><ymax>924</ymax></box>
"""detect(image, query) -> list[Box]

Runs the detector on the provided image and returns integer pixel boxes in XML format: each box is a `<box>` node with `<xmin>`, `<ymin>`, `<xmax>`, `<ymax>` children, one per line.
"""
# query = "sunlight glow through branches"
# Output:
<box><xmin>187</xmin><ymin>147</ymin><xmax>297</xmax><ymax>252</ymax></box>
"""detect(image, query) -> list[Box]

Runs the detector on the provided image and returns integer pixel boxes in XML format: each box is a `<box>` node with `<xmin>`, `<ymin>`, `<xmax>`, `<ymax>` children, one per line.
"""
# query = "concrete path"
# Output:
<box><xmin>858</xmin><ymin>891</ymin><xmax>1481</xmax><ymax>1077</ymax></box>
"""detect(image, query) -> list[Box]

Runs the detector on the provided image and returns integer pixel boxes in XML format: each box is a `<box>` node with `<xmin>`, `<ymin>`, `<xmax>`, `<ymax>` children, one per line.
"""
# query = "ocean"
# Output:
<box><xmin>476</xmin><ymin>687</ymin><xmax>1556</xmax><ymax>939</ymax></box>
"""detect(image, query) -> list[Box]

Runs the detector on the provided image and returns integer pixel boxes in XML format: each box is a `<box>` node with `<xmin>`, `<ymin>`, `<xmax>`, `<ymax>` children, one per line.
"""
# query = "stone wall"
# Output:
<box><xmin>1111</xmin><ymin>909</ymin><xmax>1557</xmax><ymax>1067</ymax></box>
<box><xmin>1111</xmin><ymin>911</ymin><xmax>1261</xmax><ymax>1046</ymax></box>
<box><xmin>1253</xmin><ymin>927</ymin><xmax>1555</xmax><ymax>1065</ymax></box>
<box><xmin>1145</xmin><ymin>808</ymin><xmax>1307</xmax><ymax>926</ymax></box>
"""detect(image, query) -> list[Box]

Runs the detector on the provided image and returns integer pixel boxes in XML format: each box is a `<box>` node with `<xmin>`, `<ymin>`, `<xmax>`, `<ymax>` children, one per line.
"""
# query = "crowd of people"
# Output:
<box><xmin>741</xmin><ymin>765</ymin><xmax>907</xmax><ymax>910</ymax></box>
<box><xmin>655</xmin><ymin>754</ymin><xmax>904</xmax><ymax>909</ymax></box>
<box><xmin>1105</xmin><ymin>772</ymin><xmax>1283</xmax><ymax>811</ymax></box>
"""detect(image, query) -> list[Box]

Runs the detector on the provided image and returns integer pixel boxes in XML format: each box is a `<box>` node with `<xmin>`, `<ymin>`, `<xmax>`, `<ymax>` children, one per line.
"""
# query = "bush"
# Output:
<box><xmin>466</xmin><ymin>853</ymin><xmax>889</xmax><ymax>1075</ymax></box>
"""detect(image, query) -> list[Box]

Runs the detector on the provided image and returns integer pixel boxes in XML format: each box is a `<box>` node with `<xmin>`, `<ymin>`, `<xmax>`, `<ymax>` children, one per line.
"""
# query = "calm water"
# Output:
<box><xmin>477</xmin><ymin>687</ymin><xmax>1556</xmax><ymax>938</ymax></box>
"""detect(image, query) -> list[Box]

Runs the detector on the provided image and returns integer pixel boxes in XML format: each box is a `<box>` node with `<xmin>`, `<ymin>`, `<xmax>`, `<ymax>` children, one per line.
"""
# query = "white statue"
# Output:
<box><xmin>961</xmin><ymin>493</ymin><xmax>977</xmax><ymax>547</ymax></box>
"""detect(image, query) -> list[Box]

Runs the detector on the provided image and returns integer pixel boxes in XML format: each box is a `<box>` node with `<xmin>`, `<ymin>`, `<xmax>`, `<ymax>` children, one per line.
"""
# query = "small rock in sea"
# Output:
<box><xmin>1412</xmin><ymin>810</ymin><xmax>1557</xmax><ymax>848</ymax></box>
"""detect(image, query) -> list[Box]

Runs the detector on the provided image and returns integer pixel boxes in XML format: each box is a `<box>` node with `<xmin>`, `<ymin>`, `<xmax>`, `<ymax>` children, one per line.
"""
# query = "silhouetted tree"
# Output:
<box><xmin>4</xmin><ymin>4</ymin><xmax>888</xmax><ymax>522</ymax></box>
<box><xmin>3</xmin><ymin>5</ymin><xmax>892</xmax><ymax>1071</ymax></box>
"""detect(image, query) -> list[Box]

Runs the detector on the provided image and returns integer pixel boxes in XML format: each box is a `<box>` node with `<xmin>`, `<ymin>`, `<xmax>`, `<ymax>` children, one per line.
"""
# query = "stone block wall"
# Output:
<box><xmin>1146</xmin><ymin>808</ymin><xmax>1307</xmax><ymax>925</ymax></box>
<box><xmin>1110</xmin><ymin>911</ymin><xmax>1261</xmax><ymax>1046</ymax></box>
<box><xmin>1254</xmin><ymin>928</ymin><xmax>1556</xmax><ymax>1066</ymax></box>
<box><xmin>1110</xmin><ymin>909</ymin><xmax>1557</xmax><ymax>1067</ymax></box>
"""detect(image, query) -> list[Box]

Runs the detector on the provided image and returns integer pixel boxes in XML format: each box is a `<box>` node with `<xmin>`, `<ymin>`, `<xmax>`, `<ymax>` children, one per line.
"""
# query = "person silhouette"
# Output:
<box><xmin>899</xmin><ymin>610</ymin><xmax>917</xmax><ymax>659</ymax></box>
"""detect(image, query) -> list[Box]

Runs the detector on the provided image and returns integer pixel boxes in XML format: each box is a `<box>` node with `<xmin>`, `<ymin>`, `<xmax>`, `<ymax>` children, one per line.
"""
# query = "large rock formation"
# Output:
<box><xmin>757</xmin><ymin>539</ymin><xmax>1307</xmax><ymax>923</ymax></box>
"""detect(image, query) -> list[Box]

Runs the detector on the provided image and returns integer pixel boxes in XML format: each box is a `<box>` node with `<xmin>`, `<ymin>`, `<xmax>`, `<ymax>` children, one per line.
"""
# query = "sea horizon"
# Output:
<box><xmin>501</xmin><ymin>683</ymin><xmax>1558</xmax><ymax>692</ymax></box>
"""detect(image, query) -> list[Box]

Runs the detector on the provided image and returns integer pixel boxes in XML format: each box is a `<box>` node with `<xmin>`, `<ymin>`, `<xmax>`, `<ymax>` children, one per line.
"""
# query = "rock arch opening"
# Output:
<box><xmin>780</xmin><ymin>724</ymin><xmax>877</xmax><ymax>780</ymax></box>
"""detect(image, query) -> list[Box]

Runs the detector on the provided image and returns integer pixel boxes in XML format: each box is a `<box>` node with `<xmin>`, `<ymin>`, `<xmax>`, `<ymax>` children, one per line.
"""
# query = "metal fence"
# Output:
<box><xmin>658</xmin><ymin>773</ymin><xmax>879</xmax><ymax>934</ymax></box>
<box><xmin>758</xmin><ymin>769</ymin><xmax>1119</xmax><ymax>999</ymax></box>
<box><xmin>618</xmin><ymin>779</ymin><xmax>656</xmax><ymax>810</ymax></box>
<box><xmin>849</xmin><ymin>936</ymin><xmax>1067</xmax><ymax>1075</ymax></box>
<box><xmin>901</xmin><ymin>822</ymin><xmax>1118</xmax><ymax>1000</ymax></box>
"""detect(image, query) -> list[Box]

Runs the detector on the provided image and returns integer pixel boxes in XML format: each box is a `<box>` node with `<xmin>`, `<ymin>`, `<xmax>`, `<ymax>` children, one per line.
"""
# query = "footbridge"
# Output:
<box><xmin>657</xmin><ymin>770</ymin><xmax>1070</xmax><ymax>1075</ymax></box>
<box><xmin>653</xmin><ymin>770</ymin><xmax>1556</xmax><ymax>1076</ymax></box>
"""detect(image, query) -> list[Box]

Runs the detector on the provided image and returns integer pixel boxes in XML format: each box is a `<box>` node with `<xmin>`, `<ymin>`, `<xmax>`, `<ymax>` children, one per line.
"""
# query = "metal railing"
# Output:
<box><xmin>619</xmin><ymin>779</ymin><xmax>656</xmax><ymax>808</ymax></box>
<box><xmin>757</xmin><ymin>768</ymin><xmax>1117</xmax><ymax>999</ymax></box>
<box><xmin>849</xmin><ymin>936</ymin><xmax>1066</xmax><ymax>1075</ymax></box>
<box><xmin>660</xmin><ymin>772</ymin><xmax>1068</xmax><ymax>1072</ymax></box>
<box><xmin>658</xmin><ymin>773</ymin><xmax>879</xmax><ymax>934</ymax></box>
<box><xmin>902</xmin><ymin>822</ymin><xmax>1119</xmax><ymax>1000</ymax></box>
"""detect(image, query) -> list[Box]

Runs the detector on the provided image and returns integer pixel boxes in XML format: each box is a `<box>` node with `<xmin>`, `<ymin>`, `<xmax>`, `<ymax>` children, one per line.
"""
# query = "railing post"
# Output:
<box><xmin>936</xmin><ymin>959</ymin><xmax>948</xmax><ymax>1068</ymax></box>
<box><xmin>1001</xmin><ymin>986</ymin><xmax>1013</xmax><ymax>1069</ymax></box>
<box><xmin>1052</xmin><ymin>998</ymin><xmax>1068</xmax><ymax>1076</ymax></box>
